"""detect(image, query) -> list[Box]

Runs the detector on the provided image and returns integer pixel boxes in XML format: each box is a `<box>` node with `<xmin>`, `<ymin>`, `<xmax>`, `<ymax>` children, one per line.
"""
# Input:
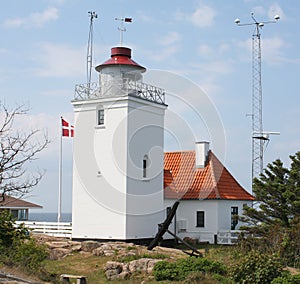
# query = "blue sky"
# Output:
<box><xmin>0</xmin><ymin>0</ymin><xmax>299</xmax><ymax>213</ymax></box>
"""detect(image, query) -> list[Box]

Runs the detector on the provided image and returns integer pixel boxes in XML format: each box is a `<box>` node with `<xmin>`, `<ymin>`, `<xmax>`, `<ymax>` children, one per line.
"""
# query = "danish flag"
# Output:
<box><xmin>61</xmin><ymin>117</ymin><xmax>74</xmax><ymax>138</ymax></box>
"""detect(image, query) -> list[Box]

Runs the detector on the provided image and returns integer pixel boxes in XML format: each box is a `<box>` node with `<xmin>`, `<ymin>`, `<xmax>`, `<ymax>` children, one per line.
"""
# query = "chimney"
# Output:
<box><xmin>195</xmin><ymin>141</ymin><xmax>209</xmax><ymax>168</ymax></box>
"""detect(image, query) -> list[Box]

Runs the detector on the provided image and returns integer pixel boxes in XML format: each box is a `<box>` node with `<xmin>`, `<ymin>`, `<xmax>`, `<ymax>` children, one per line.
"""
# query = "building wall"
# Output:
<box><xmin>72</xmin><ymin>95</ymin><xmax>166</xmax><ymax>240</ymax></box>
<box><xmin>217</xmin><ymin>199</ymin><xmax>251</xmax><ymax>230</ymax></box>
<box><xmin>163</xmin><ymin>199</ymin><xmax>253</xmax><ymax>243</ymax></box>
<box><xmin>72</xmin><ymin>98</ymin><xmax>128</xmax><ymax>239</ymax></box>
<box><xmin>126</xmin><ymin>100</ymin><xmax>166</xmax><ymax>239</ymax></box>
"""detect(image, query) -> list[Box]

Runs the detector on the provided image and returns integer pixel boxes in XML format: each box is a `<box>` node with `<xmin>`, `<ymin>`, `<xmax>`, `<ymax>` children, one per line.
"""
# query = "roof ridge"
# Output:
<box><xmin>164</xmin><ymin>150</ymin><xmax>194</xmax><ymax>154</ymax></box>
<box><xmin>208</xmin><ymin>151</ymin><xmax>221</xmax><ymax>198</ymax></box>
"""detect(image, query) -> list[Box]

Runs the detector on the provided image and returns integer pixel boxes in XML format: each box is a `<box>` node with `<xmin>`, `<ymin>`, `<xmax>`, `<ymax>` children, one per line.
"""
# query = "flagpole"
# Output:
<box><xmin>58</xmin><ymin>117</ymin><xmax>63</xmax><ymax>223</ymax></box>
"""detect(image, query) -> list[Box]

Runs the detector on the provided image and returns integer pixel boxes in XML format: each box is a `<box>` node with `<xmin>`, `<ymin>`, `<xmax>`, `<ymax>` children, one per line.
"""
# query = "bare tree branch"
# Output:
<box><xmin>0</xmin><ymin>103</ymin><xmax>50</xmax><ymax>201</ymax></box>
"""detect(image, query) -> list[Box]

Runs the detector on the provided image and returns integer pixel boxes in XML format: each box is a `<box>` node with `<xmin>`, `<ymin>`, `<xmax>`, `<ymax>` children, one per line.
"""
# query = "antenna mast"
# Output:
<box><xmin>235</xmin><ymin>13</ymin><xmax>280</xmax><ymax>186</ymax></box>
<box><xmin>87</xmin><ymin>11</ymin><xmax>97</xmax><ymax>95</ymax></box>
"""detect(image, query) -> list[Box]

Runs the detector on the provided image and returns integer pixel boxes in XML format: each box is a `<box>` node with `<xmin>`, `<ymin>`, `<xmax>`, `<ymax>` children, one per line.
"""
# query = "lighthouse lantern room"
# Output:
<box><xmin>71</xmin><ymin>46</ymin><xmax>167</xmax><ymax>240</ymax></box>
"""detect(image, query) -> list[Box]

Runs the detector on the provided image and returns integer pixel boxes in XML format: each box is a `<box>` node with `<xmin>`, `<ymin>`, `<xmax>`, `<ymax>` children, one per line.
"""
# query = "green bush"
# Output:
<box><xmin>153</xmin><ymin>260</ymin><xmax>180</xmax><ymax>281</ymax></box>
<box><xmin>271</xmin><ymin>273</ymin><xmax>300</xmax><ymax>284</ymax></box>
<box><xmin>0</xmin><ymin>210</ymin><xmax>28</xmax><ymax>248</ymax></box>
<box><xmin>212</xmin><ymin>273</ymin><xmax>234</xmax><ymax>284</ymax></box>
<box><xmin>153</xmin><ymin>257</ymin><xmax>227</xmax><ymax>281</ymax></box>
<box><xmin>12</xmin><ymin>239</ymin><xmax>48</xmax><ymax>273</ymax></box>
<box><xmin>0</xmin><ymin>211</ymin><xmax>48</xmax><ymax>274</ymax></box>
<box><xmin>230</xmin><ymin>251</ymin><xmax>283</xmax><ymax>284</ymax></box>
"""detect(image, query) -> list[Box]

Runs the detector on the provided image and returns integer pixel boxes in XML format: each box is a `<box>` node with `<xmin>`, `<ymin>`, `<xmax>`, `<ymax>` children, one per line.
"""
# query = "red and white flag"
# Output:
<box><xmin>61</xmin><ymin>117</ymin><xmax>74</xmax><ymax>137</ymax></box>
<box><xmin>124</xmin><ymin>18</ymin><xmax>132</xmax><ymax>22</ymax></box>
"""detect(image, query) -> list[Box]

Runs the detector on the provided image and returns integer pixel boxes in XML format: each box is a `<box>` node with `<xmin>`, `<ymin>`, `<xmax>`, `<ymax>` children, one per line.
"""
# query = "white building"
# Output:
<box><xmin>0</xmin><ymin>195</ymin><xmax>42</xmax><ymax>221</ymax></box>
<box><xmin>163</xmin><ymin>143</ymin><xmax>254</xmax><ymax>244</ymax></box>
<box><xmin>71</xmin><ymin>47</ymin><xmax>167</xmax><ymax>240</ymax></box>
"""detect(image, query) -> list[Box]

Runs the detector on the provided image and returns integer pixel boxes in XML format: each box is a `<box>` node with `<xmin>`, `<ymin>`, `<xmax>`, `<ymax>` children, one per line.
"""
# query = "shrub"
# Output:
<box><xmin>153</xmin><ymin>260</ymin><xmax>180</xmax><ymax>281</ymax></box>
<box><xmin>153</xmin><ymin>257</ymin><xmax>227</xmax><ymax>281</ymax></box>
<box><xmin>12</xmin><ymin>239</ymin><xmax>48</xmax><ymax>273</ymax></box>
<box><xmin>0</xmin><ymin>210</ymin><xmax>28</xmax><ymax>248</ymax></box>
<box><xmin>230</xmin><ymin>251</ymin><xmax>283</xmax><ymax>284</ymax></box>
<box><xmin>0</xmin><ymin>211</ymin><xmax>48</xmax><ymax>274</ymax></box>
<box><xmin>212</xmin><ymin>273</ymin><xmax>234</xmax><ymax>284</ymax></box>
<box><xmin>271</xmin><ymin>273</ymin><xmax>300</xmax><ymax>284</ymax></box>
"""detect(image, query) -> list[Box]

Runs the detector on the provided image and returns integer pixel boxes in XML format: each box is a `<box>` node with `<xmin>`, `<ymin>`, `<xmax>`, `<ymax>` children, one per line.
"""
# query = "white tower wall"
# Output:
<box><xmin>71</xmin><ymin>46</ymin><xmax>167</xmax><ymax>240</ymax></box>
<box><xmin>72</xmin><ymin>96</ymin><xmax>166</xmax><ymax>240</ymax></box>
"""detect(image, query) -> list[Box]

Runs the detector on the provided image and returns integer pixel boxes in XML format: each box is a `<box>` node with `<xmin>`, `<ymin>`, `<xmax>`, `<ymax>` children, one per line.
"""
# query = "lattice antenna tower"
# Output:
<box><xmin>87</xmin><ymin>11</ymin><xmax>98</xmax><ymax>94</ymax></box>
<box><xmin>235</xmin><ymin>13</ymin><xmax>280</xmax><ymax>186</ymax></box>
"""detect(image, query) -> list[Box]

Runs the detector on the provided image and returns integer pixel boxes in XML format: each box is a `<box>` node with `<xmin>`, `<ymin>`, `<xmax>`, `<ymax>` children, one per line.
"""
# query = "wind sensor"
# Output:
<box><xmin>115</xmin><ymin>17</ymin><xmax>132</xmax><ymax>46</ymax></box>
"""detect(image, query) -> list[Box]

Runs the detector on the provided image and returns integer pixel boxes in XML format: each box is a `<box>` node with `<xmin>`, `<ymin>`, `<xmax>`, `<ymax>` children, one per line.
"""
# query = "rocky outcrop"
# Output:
<box><xmin>81</xmin><ymin>241</ymin><xmax>101</xmax><ymax>252</ymax></box>
<box><xmin>33</xmin><ymin>234</ymin><xmax>185</xmax><ymax>263</ymax></box>
<box><xmin>104</xmin><ymin>258</ymin><xmax>162</xmax><ymax>280</ymax></box>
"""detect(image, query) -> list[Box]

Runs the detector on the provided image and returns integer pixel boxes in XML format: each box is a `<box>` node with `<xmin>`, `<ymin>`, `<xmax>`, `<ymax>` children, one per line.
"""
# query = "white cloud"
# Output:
<box><xmin>149</xmin><ymin>45</ymin><xmax>180</xmax><ymax>62</ymax></box>
<box><xmin>13</xmin><ymin>111</ymin><xmax>74</xmax><ymax>158</ymax></box>
<box><xmin>4</xmin><ymin>7</ymin><xmax>59</xmax><ymax>28</ymax></box>
<box><xmin>237</xmin><ymin>36</ymin><xmax>284</xmax><ymax>65</ymax></box>
<box><xmin>262</xmin><ymin>36</ymin><xmax>284</xmax><ymax>64</ymax></box>
<box><xmin>160</xmin><ymin>31</ymin><xmax>181</xmax><ymax>46</ymax></box>
<box><xmin>268</xmin><ymin>3</ymin><xmax>285</xmax><ymax>20</ymax></box>
<box><xmin>197</xmin><ymin>43</ymin><xmax>230</xmax><ymax>58</ymax></box>
<box><xmin>32</xmin><ymin>42</ymin><xmax>85</xmax><ymax>78</ymax></box>
<box><xmin>190</xmin><ymin>5</ymin><xmax>216</xmax><ymax>27</ymax></box>
<box><xmin>202</xmin><ymin>60</ymin><xmax>233</xmax><ymax>74</ymax></box>
<box><xmin>176</xmin><ymin>4</ymin><xmax>216</xmax><ymax>28</ymax></box>
<box><xmin>197</xmin><ymin>44</ymin><xmax>214</xmax><ymax>57</ymax></box>
<box><xmin>252</xmin><ymin>6</ymin><xmax>265</xmax><ymax>16</ymax></box>
<box><xmin>247</xmin><ymin>4</ymin><xmax>284</xmax><ymax>22</ymax></box>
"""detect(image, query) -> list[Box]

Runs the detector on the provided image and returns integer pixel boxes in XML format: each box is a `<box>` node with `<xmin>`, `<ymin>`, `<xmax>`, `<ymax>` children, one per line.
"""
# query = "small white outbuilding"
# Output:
<box><xmin>163</xmin><ymin>145</ymin><xmax>254</xmax><ymax>244</ymax></box>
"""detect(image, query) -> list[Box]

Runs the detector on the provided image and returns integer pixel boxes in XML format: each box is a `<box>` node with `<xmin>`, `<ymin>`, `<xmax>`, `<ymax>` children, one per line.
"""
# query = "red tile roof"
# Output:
<box><xmin>164</xmin><ymin>150</ymin><xmax>254</xmax><ymax>201</ymax></box>
<box><xmin>0</xmin><ymin>195</ymin><xmax>42</xmax><ymax>208</ymax></box>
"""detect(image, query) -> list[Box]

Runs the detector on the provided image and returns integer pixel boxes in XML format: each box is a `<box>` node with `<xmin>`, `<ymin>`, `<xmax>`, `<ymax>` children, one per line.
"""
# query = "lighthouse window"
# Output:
<box><xmin>143</xmin><ymin>155</ymin><xmax>148</xmax><ymax>178</ymax></box>
<box><xmin>97</xmin><ymin>109</ymin><xmax>104</xmax><ymax>125</ymax></box>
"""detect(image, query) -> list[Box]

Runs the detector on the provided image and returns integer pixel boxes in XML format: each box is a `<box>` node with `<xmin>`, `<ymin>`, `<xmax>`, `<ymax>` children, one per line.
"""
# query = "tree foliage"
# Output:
<box><xmin>241</xmin><ymin>152</ymin><xmax>300</xmax><ymax>232</ymax></box>
<box><xmin>0</xmin><ymin>211</ymin><xmax>48</xmax><ymax>274</ymax></box>
<box><xmin>230</xmin><ymin>251</ymin><xmax>283</xmax><ymax>284</ymax></box>
<box><xmin>0</xmin><ymin>210</ymin><xmax>28</xmax><ymax>247</ymax></box>
<box><xmin>0</xmin><ymin>103</ymin><xmax>49</xmax><ymax>200</ymax></box>
<box><xmin>239</xmin><ymin>151</ymin><xmax>300</xmax><ymax>268</ymax></box>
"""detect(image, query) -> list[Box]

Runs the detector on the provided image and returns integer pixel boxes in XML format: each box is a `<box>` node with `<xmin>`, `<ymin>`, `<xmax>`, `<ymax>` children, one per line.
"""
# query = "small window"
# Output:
<box><xmin>143</xmin><ymin>159</ymin><xmax>147</xmax><ymax>178</ymax></box>
<box><xmin>18</xmin><ymin>209</ymin><xmax>28</xmax><ymax>221</ymax></box>
<box><xmin>196</xmin><ymin>211</ymin><xmax>205</xmax><ymax>227</ymax></box>
<box><xmin>231</xmin><ymin>206</ymin><xmax>238</xmax><ymax>230</ymax></box>
<box><xmin>10</xmin><ymin>209</ymin><xmax>18</xmax><ymax>220</ymax></box>
<box><xmin>177</xmin><ymin>220</ymin><xmax>187</xmax><ymax>232</ymax></box>
<box><xmin>97</xmin><ymin>109</ymin><xmax>104</xmax><ymax>125</ymax></box>
<box><xmin>143</xmin><ymin>155</ymin><xmax>148</xmax><ymax>178</ymax></box>
<box><xmin>166</xmin><ymin>206</ymin><xmax>171</xmax><ymax>217</ymax></box>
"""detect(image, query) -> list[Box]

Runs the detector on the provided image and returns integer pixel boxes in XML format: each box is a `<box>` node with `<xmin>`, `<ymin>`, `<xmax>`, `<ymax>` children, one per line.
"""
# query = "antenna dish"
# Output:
<box><xmin>259</xmin><ymin>22</ymin><xmax>264</xmax><ymax>27</ymax></box>
<box><xmin>235</xmin><ymin>18</ymin><xmax>240</xmax><ymax>24</ymax></box>
<box><xmin>274</xmin><ymin>15</ymin><xmax>280</xmax><ymax>21</ymax></box>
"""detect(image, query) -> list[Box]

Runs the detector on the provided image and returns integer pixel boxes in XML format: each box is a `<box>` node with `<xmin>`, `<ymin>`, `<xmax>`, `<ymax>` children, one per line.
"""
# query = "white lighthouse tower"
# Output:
<box><xmin>71</xmin><ymin>46</ymin><xmax>167</xmax><ymax>240</ymax></box>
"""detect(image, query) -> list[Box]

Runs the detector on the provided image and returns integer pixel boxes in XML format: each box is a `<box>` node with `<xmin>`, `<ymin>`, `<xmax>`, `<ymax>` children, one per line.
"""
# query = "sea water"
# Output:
<box><xmin>28</xmin><ymin>212</ymin><xmax>72</xmax><ymax>222</ymax></box>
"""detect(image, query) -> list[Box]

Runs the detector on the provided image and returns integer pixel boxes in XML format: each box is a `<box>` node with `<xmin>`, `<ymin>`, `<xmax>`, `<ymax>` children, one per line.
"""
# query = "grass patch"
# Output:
<box><xmin>117</xmin><ymin>252</ymin><xmax>168</xmax><ymax>263</ymax></box>
<box><xmin>43</xmin><ymin>252</ymin><xmax>109</xmax><ymax>283</ymax></box>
